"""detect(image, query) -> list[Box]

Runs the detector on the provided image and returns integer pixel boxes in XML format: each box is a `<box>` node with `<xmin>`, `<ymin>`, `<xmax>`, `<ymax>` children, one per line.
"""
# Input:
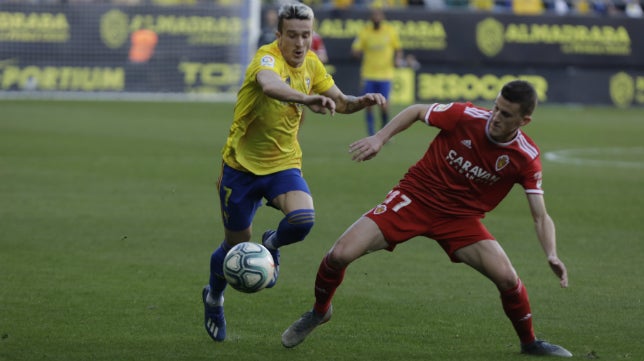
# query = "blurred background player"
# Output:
<box><xmin>311</xmin><ymin>30</ymin><xmax>328</xmax><ymax>63</ymax></box>
<box><xmin>351</xmin><ymin>7</ymin><xmax>403</xmax><ymax>136</ymax></box>
<box><xmin>126</xmin><ymin>28</ymin><xmax>158</xmax><ymax>92</ymax></box>
<box><xmin>300</xmin><ymin>29</ymin><xmax>329</xmax><ymax>126</ymax></box>
<box><xmin>257</xmin><ymin>7</ymin><xmax>278</xmax><ymax>48</ymax></box>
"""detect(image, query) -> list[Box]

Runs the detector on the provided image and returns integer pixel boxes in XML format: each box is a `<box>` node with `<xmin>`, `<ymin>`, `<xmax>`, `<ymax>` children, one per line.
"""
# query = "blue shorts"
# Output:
<box><xmin>363</xmin><ymin>80</ymin><xmax>392</xmax><ymax>100</ymax></box>
<box><xmin>218</xmin><ymin>164</ymin><xmax>311</xmax><ymax>231</ymax></box>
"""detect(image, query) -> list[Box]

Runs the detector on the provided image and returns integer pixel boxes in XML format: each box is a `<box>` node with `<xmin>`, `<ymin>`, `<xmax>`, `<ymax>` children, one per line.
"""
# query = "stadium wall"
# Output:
<box><xmin>316</xmin><ymin>8</ymin><xmax>644</xmax><ymax>108</ymax></box>
<box><xmin>0</xmin><ymin>3</ymin><xmax>642</xmax><ymax>107</ymax></box>
<box><xmin>0</xmin><ymin>1</ymin><xmax>260</xmax><ymax>102</ymax></box>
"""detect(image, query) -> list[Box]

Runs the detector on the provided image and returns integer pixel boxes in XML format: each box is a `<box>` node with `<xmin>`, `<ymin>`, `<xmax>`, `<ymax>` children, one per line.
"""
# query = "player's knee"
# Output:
<box><xmin>327</xmin><ymin>249</ymin><xmax>349</xmax><ymax>269</ymax></box>
<box><xmin>492</xmin><ymin>268</ymin><xmax>520</xmax><ymax>292</ymax></box>
<box><xmin>497</xmin><ymin>275</ymin><xmax>520</xmax><ymax>292</ymax></box>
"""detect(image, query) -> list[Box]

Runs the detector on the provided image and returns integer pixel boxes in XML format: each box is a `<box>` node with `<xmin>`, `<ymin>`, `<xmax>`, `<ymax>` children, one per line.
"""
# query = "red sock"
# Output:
<box><xmin>500</xmin><ymin>278</ymin><xmax>535</xmax><ymax>345</ymax></box>
<box><xmin>313</xmin><ymin>254</ymin><xmax>346</xmax><ymax>315</ymax></box>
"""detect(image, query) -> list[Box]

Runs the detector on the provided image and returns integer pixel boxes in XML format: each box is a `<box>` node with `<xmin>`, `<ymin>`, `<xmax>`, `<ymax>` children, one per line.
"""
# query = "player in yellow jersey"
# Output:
<box><xmin>352</xmin><ymin>8</ymin><xmax>403</xmax><ymax>136</ymax></box>
<box><xmin>202</xmin><ymin>2</ymin><xmax>387</xmax><ymax>343</ymax></box>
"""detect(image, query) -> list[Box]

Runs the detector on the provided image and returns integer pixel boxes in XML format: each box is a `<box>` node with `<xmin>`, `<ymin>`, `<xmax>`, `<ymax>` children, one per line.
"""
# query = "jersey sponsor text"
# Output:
<box><xmin>445</xmin><ymin>149</ymin><xmax>501</xmax><ymax>185</ymax></box>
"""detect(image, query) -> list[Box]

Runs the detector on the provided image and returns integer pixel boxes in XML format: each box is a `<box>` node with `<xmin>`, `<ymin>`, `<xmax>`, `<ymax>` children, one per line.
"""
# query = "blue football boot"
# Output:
<box><xmin>202</xmin><ymin>285</ymin><xmax>226</xmax><ymax>342</ymax></box>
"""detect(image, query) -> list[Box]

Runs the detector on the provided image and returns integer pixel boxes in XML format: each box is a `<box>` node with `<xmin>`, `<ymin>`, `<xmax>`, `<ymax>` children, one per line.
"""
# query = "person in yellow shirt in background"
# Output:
<box><xmin>512</xmin><ymin>0</ymin><xmax>545</xmax><ymax>14</ymax></box>
<box><xmin>332</xmin><ymin>0</ymin><xmax>354</xmax><ymax>8</ymax></box>
<box><xmin>572</xmin><ymin>0</ymin><xmax>592</xmax><ymax>14</ymax></box>
<box><xmin>201</xmin><ymin>2</ymin><xmax>386</xmax><ymax>343</ymax></box>
<box><xmin>352</xmin><ymin>8</ymin><xmax>403</xmax><ymax>136</ymax></box>
<box><xmin>470</xmin><ymin>0</ymin><xmax>495</xmax><ymax>11</ymax></box>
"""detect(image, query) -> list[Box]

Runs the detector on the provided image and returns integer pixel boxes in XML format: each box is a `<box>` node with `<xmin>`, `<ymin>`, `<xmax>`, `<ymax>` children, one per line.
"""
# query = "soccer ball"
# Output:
<box><xmin>223</xmin><ymin>242</ymin><xmax>276</xmax><ymax>293</ymax></box>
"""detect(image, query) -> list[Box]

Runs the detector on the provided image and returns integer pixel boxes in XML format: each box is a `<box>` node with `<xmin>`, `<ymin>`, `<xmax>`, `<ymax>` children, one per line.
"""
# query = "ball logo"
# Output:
<box><xmin>476</xmin><ymin>18</ymin><xmax>504</xmax><ymax>58</ymax></box>
<box><xmin>100</xmin><ymin>10</ymin><xmax>129</xmax><ymax>49</ymax></box>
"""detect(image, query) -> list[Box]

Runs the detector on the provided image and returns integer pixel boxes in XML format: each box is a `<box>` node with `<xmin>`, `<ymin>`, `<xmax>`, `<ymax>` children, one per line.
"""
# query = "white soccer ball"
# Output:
<box><xmin>223</xmin><ymin>242</ymin><xmax>276</xmax><ymax>293</ymax></box>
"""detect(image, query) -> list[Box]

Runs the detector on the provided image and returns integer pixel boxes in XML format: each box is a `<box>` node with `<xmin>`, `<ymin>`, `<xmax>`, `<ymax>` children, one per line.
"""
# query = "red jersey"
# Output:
<box><xmin>311</xmin><ymin>32</ymin><xmax>327</xmax><ymax>60</ymax></box>
<box><xmin>398</xmin><ymin>102</ymin><xmax>543</xmax><ymax>217</ymax></box>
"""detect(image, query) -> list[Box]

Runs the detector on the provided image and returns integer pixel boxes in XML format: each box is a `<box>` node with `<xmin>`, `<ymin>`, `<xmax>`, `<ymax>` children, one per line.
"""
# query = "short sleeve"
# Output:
<box><xmin>521</xmin><ymin>158</ymin><xmax>544</xmax><ymax>195</ymax></box>
<box><xmin>310</xmin><ymin>56</ymin><xmax>335</xmax><ymax>94</ymax></box>
<box><xmin>424</xmin><ymin>102</ymin><xmax>468</xmax><ymax>131</ymax></box>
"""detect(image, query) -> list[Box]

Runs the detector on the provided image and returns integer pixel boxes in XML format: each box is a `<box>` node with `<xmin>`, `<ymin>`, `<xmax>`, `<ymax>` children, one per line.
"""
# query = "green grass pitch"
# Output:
<box><xmin>1</xmin><ymin>100</ymin><xmax>643</xmax><ymax>361</ymax></box>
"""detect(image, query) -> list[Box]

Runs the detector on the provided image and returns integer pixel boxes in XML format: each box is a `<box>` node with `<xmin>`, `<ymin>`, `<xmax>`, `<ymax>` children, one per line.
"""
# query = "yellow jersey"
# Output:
<box><xmin>222</xmin><ymin>41</ymin><xmax>335</xmax><ymax>175</ymax></box>
<box><xmin>351</xmin><ymin>22</ymin><xmax>402</xmax><ymax>81</ymax></box>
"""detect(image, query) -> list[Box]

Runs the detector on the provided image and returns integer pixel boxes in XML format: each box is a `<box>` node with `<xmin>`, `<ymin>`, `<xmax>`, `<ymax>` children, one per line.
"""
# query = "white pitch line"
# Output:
<box><xmin>543</xmin><ymin>147</ymin><xmax>644</xmax><ymax>169</ymax></box>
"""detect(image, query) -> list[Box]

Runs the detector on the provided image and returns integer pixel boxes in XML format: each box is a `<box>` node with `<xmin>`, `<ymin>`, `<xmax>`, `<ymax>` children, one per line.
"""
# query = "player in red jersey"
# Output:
<box><xmin>298</xmin><ymin>31</ymin><xmax>328</xmax><ymax>129</ymax></box>
<box><xmin>282</xmin><ymin>80</ymin><xmax>573</xmax><ymax>357</ymax></box>
<box><xmin>310</xmin><ymin>31</ymin><xmax>328</xmax><ymax>64</ymax></box>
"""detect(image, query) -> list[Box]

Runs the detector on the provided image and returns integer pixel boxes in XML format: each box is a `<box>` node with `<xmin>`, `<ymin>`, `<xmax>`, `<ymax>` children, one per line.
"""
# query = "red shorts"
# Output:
<box><xmin>364</xmin><ymin>188</ymin><xmax>494</xmax><ymax>263</ymax></box>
